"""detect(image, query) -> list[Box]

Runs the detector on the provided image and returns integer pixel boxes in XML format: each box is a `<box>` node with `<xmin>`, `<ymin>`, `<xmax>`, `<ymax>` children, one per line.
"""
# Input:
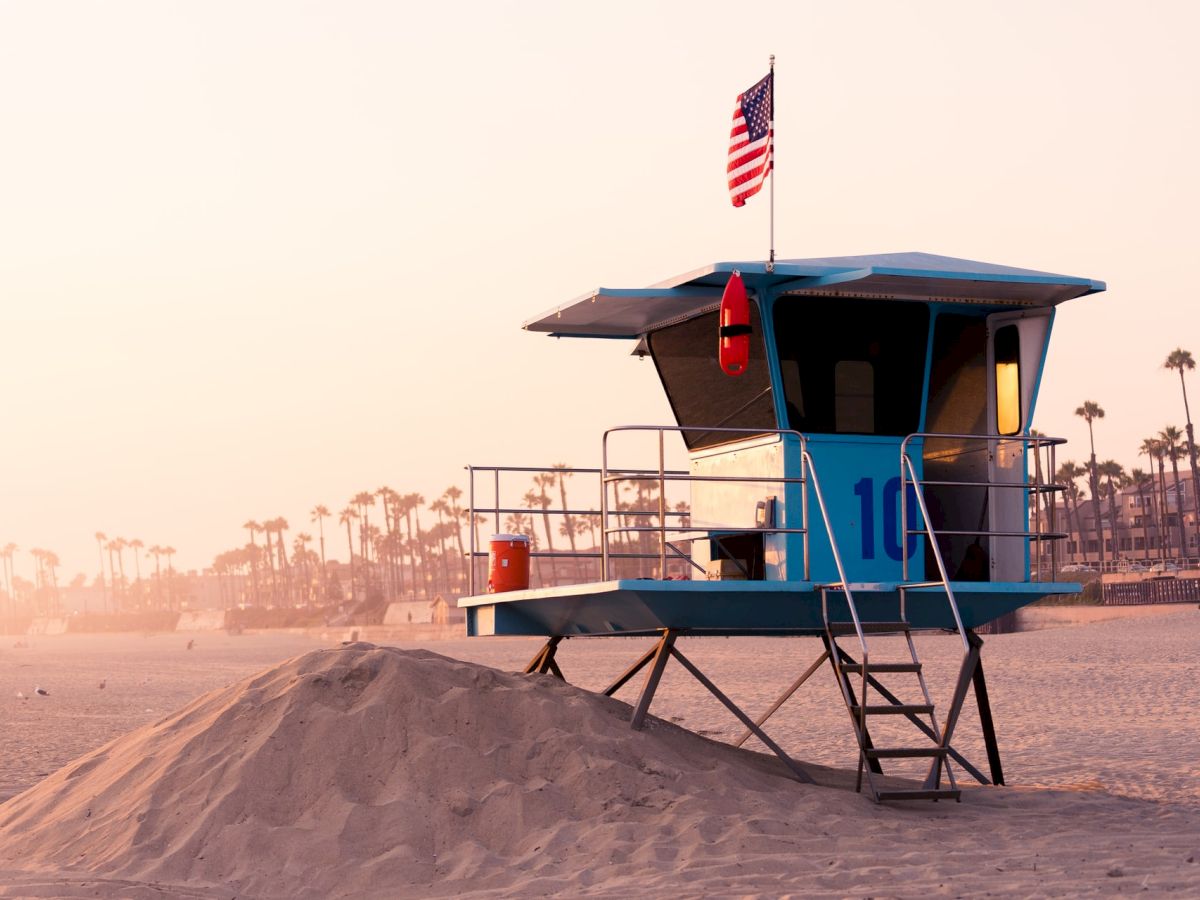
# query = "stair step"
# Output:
<box><xmin>875</xmin><ymin>788</ymin><xmax>961</xmax><ymax>802</ymax></box>
<box><xmin>865</xmin><ymin>747</ymin><xmax>948</xmax><ymax>759</ymax></box>
<box><xmin>828</xmin><ymin>621</ymin><xmax>911</xmax><ymax>635</ymax></box>
<box><xmin>851</xmin><ymin>704</ymin><xmax>934</xmax><ymax>716</ymax></box>
<box><xmin>839</xmin><ymin>662</ymin><xmax>922</xmax><ymax>674</ymax></box>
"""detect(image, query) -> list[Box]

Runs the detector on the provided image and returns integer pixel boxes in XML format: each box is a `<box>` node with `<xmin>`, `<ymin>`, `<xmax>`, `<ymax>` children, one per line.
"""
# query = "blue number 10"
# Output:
<box><xmin>853</xmin><ymin>477</ymin><xmax>918</xmax><ymax>561</ymax></box>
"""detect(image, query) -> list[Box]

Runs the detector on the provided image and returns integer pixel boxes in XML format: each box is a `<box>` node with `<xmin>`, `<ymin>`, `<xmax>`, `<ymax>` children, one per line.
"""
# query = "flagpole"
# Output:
<box><xmin>767</xmin><ymin>54</ymin><xmax>775</xmax><ymax>273</ymax></box>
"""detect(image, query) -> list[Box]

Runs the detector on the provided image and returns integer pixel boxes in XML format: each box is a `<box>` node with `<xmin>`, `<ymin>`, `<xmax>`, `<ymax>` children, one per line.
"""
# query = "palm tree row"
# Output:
<box><xmin>217</xmin><ymin>484</ymin><xmax>488</xmax><ymax>610</ymax></box>
<box><xmin>0</xmin><ymin>535</ymin><xmax>181</xmax><ymax>618</ymax></box>
<box><xmin>213</xmin><ymin>467</ymin><xmax>690</xmax><ymax>610</ymax></box>
<box><xmin>86</xmin><ymin>533</ymin><xmax>179</xmax><ymax>614</ymax></box>
<box><xmin>1056</xmin><ymin>348</ymin><xmax>1200</xmax><ymax>566</ymax></box>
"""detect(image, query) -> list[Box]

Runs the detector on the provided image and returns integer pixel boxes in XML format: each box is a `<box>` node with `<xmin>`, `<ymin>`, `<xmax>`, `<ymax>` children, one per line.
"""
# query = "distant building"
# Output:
<box><xmin>1041</xmin><ymin>471</ymin><xmax>1198</xmax><ymax>568</ymax></box>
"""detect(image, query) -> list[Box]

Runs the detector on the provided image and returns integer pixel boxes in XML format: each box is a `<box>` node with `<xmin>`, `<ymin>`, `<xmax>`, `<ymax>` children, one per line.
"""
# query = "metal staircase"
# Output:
<box><xmin>805</xmin><ymin>445</ymin><xmax>964</xmax><ymax>803</ymax></box>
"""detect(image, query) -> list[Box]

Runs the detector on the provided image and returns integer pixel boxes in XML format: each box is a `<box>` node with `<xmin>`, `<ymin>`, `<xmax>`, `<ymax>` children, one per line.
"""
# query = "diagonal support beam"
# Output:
<box><xmin>670</xmin><ymin>645</ymin><xmax>815</xmax><ymax>784</ymax></box>
<box><xmin>630</xmin><ymin>630</ymin><xmax>676</xmax><ymax>730</ymax></box>
<box><xmin>523</xmin><ymin>636</ymin><xmax>564</xmax><ymax>677</ymax></box>
<box><xmin>924</xmin><ymin>635</ymin><xmax>982</xmax><ymax>790</ymax></box>
<box><xmin>733</xmin><ymin>649</ymin><xmax>829</xmax><ymax>748</ymax></box>
<box><xmin>602</xmin><ymin>643</ymin><xmax>660</xmax><ymax>697</ymax></box>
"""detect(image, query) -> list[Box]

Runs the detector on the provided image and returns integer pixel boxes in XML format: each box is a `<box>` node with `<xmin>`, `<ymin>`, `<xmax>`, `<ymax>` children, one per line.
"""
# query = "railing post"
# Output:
<box><xmin>1033</xmin><ymin>437</ymin><xmax>1041</xmax><ymax>582</ymax></box>
<box><xmin>601</xmin><ymin>432</ymin><xmax>610</xmax><ymax>580</ymax></box>
<box><xmin>900</xmin><ymin>437</ymin><xmax>910</xmax><ymax>583</ymax></box>
<box><xmin>467</xmin><ymin>465</ymin><xmax>476</xmax><ymax>596</ymax></box>
<box><xmin>1050</xmin><ymin>442</ymin><xmax>1059</xmax><ymax>580</ymax></box>
<box><xmin>658</xmin><ymin>430</ymin><xmax>667</xmax><ymax>579</ymax></box>
<box><xmin>493</xmin><ymin>469</ymin><xmax>500</xmax><ymax>536</ymax></box>
<box><xmin>801</xmin><ymin>434</ymin><xmax>810</xmax><ymax>581</ymax></box>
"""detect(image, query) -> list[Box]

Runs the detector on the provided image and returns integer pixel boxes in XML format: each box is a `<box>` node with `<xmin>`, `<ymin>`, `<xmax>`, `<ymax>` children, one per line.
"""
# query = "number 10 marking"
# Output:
<box><xmin>853</xmin><ymin>477</ymin><xmax>918</xmax><ymax>561</ymax></box>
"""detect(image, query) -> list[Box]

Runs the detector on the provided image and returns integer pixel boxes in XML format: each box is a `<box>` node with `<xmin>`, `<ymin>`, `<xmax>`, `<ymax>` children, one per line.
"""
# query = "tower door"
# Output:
<box><xmin>986</xmin><ymin>311</ymin><xmax>1052</xmax><ymax>582</ymax></box>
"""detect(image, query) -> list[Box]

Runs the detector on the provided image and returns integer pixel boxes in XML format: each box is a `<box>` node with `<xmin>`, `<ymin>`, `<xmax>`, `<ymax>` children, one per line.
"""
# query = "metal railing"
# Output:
<box><xmin>898</xmin><ymin>432</ymin><xmax>1068</xmax><ymax>653</ymax></box>
<box><xmin>600</xmin><ymin>425</ymin><xmax>810</xmax><ymax>581</ymax></box>
<box><xmin>900</xmin><ymin>432</ymin><xmax>1068</xmax><ymax>585</ymax></box>
<box><xmin>464</xmin><ymin>463</ymin><xmax>690</xmax><ymax>595</ymax></box>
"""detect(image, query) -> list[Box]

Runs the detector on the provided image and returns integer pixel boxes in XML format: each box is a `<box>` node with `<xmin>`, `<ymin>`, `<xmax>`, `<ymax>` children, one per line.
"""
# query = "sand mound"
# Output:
<box><xmin>0</xmin><ymin>644</ymin><xmax>814</xmax><ymax>898</ymax></box>
<box><xmin>3</xmin><ymin>643</ymin><xmax>1197</xmax><ymax>898</ymax></box>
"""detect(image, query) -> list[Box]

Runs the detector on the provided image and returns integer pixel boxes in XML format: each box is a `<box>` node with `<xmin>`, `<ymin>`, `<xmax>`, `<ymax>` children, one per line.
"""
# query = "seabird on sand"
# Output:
<box><xmin>34</xmin><ymin>686</ymin><xmax>49</xmax><ymax>697</ymax></box>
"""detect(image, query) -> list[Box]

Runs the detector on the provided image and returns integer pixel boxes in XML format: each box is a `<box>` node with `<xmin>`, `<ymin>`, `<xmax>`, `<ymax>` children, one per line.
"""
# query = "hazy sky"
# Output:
<box><xmin>2</xmin><ymin>1</ymin><xmax>1198</xmax><ymax>580</ymax></box>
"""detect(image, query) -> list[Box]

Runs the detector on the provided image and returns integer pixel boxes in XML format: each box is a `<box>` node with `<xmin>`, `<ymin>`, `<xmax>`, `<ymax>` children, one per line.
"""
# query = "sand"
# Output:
<box><xmin>0</xmin><ymin>612</ymin><xmax>1197</xmax><ymax>897</ymax></box>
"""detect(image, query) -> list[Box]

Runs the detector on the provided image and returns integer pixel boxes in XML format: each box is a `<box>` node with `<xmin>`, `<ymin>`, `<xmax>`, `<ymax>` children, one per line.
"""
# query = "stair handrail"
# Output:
<box><xmin>804</xmin><ymin>447</ymin><xmax>873</xmax><ymax>767</ymax></box>
<box><xmin>803</xmin><ymin>449</ymin><xmax>868</xmax><ymax>666</ymax></box>
<box><xmin>900</xmin><ymin>451</ymin><xmax>970</xmax><ymax>654</ymax></box>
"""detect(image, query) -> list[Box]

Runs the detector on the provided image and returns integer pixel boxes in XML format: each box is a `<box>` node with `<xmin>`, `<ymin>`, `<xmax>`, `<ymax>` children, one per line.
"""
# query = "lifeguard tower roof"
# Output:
<box><xmin>524</xmin><ymin>252</ymin><xmax>1106</xmax><ymax>339</ymax></box>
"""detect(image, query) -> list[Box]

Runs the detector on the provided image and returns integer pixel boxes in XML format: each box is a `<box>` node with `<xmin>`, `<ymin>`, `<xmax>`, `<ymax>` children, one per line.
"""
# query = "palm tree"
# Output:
<box><xmin>128</xmin><ymin>538</ymin><xmax>144</xmax><ymax>608</ymax></box>
<box><xmin>374</xmin><ymin>488</ymin><xmax>394</xmax><ymax>599</ymax></box>
<box><xmin>1164</xmin><ymin>348</ymin><xmax>1200</xmax><ymax>552</ymax></box>
<box><xmin>276</xmin><ymin>518</ymin><xmax>293</xmax><ymax>604</ymax></box>
<box><xmin>429</xmin><ymin>498</ymin><xmax>453</xmax><ymax>594</ymax></box>
<box><xmin>1160</xmin><ymin>426</ymin><xmax>1189</xmax><ymax>560</ymax></box>
<box><xmin>1075</xmin><ymin>401</ymin><xmax>1106</xmax><ymax>568</ymax></box>
<box><xmin>353</xmin><ymin>492</ymin><xmax>375</xmax><ymax>564</ymax></box>
<box><xmin>148</xmin><ymin>545</ymin><xmax>165</xmax><ymax>609</ymax></box>
<box><xmin>550</xmin><ymin>464</ymin><xmax>581</xmax><ymax>580</ymax></box>
<box><xmin>1056</xmin><ymin>462</ymin><xmax>1087</xmax><ymax>563</ymax></box>
<box><xmin>162</xmin><ymin>547</ymin><xmax>176</xmax><ymax>609</ymax></box>
<box><xmin>310</xmin><ymin>504</ymin><xmax>330</xmax><ymax>599</ymax></box>
<box><xmin>261</xmin><ymin>520</ymin><xmax>278</xmax><ymax>604</ymax></box>
<box><xmin>293</xmin><ymin>533</ymin><xmax>313</xmax><ymax>607</ymax></box>
<box><xmin>533</xmin><ymin>473</ymin><xmax>559</xmax><ymax>584</ymax></box>
<box><xmin>243</xmin><ymin>520</ymin><xmax>262</xmax><ymax>606</ymax></box>
<box><xmin>1098</xmin><ymin>461</ymin><xmax>1125</xmax><ymax>563</ymax></box>
<box><xmin>339</xmin><ymin>507</ymin><xmax>357</xmax><ymax>603</ymax></box>
<box><xmin>410</xmin><ymin>496</ymin><xmax>428</xmax><ymax>597</ymax></box>
<box><xmin>1139</xmin><ymin>438</ymin><xmax>1169</xmax><ymax>561</ymax></box>
<box><xmin>1</xmin><ymin>544</ymin><xmax>16</xmax><ymax>616</ymax></box>
<box><xmin>443</xmin><ymin>486</ymin><xmax>468</xmax><ymax>591</ymax></box>
<box><xmin>113</xmin><ymin>538</ymin><xmax>130</xmax><ymax>598</ymax></box>
<box><xmin>93</xmin><ymin>531</ymin><xmax>107</xmax><ymax>613</ymax></box>
<box><xmin>1130</xmin><ymin>468</ymin><xmax>1155</xmax><ymax>561</ymax></box>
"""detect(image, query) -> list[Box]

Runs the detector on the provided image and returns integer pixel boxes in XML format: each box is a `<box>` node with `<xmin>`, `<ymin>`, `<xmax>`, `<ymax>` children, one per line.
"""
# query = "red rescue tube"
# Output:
<box><xmin>719</xmin><ymin>270</ymin><xmax>751</xmax><ymax>376</ymax></box>
<box><xmin>487</xmin><ymin>534</ymin><xmax>530</xmax><ymax>593</ymax></box>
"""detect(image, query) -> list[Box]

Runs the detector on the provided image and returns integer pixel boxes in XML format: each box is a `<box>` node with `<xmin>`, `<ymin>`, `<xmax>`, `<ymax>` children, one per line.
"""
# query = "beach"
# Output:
<box><xmin>0</xmin><ymin>607</ymin><xmax>1197</xmax><ymax>896</ymax></box>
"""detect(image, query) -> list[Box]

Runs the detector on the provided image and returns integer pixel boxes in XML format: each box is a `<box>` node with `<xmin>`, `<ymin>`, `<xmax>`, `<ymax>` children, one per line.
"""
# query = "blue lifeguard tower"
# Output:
<box><xmin>460</xmin><ymin>252</ymin><xmax>1104</xmax><ymax>802</ymax></box>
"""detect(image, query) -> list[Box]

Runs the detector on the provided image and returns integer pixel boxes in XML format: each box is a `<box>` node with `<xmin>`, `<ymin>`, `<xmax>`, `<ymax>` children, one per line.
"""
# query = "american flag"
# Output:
<box><xmin>727</xmin><ymin>72</ymin><xmax>773</xmax><ymax>207</ymax></box>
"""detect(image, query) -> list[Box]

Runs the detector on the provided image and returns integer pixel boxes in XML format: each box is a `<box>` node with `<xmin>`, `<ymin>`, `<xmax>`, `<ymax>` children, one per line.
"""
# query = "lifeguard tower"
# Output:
<box><xmin>460</xmin><ymin>252</ymin><xmax>1104</xmax><ymax>802</ymax></box>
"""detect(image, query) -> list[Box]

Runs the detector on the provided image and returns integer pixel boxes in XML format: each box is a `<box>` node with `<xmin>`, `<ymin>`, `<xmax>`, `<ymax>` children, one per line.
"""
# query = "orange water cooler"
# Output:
<box><xmin>488</xmin><ymin>534</ymin><xmax>531</xmax><ymax>593</ymax></box>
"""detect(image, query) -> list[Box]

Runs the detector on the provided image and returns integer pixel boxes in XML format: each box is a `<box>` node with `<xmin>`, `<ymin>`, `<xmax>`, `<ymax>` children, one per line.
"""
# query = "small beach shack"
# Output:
<box><xmin>460</xmin><ymin>252</ymin><xmax>1104</xmax><ymax>802</ymax></box>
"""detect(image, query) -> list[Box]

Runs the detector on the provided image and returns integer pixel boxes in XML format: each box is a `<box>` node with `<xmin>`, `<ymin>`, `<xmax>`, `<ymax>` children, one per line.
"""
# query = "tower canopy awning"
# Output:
<box><xmin>523</xmin><ymin>252</ymin><xmax>1106</xmax><ymax>339</ymax></box>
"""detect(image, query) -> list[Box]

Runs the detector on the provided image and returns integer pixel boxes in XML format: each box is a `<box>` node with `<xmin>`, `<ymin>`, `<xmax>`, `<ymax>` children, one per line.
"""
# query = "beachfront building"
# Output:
<box><xmin>1040</xmin><ymin>472</ymin><xmax>1197</xmax><ymax>571</ymax></box>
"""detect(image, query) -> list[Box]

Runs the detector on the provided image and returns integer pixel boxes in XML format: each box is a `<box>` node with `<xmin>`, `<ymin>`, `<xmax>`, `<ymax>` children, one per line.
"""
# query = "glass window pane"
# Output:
<box><xmin>774</xmin><ymin>298</ymin><xmax>929</xmax><ymax>436</ymax></box>
<box><xmin>648</xmin><ymin>304</ymin><xmax>776</xmax><ymax>450</ymax></box>
<box><xmin>994</xmin><ymin>324</ymin><xmax>1021</xmax><ymax>435</ymax></box>
<box><xmin>835</xmin><ymin>360</ymin><xmax>874</xmax><ymax>433</ymax></box>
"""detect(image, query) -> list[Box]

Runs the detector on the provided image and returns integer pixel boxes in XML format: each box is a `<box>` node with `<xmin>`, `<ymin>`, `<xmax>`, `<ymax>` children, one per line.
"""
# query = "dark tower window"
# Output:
<box><xmin>774</xmin><ymin>298</ymin><xmax>929</xmax><ymax>436</ymax></box>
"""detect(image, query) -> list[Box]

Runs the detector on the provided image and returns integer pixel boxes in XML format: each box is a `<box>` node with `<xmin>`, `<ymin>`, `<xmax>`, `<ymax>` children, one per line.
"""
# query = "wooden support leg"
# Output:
<box><xmin>733</xmin><ymin>648</ymin><xmax>829</xmax><ymax>748</ymax></box>
<box><xmin>523</xmin><ymin>636</ymin><xmax>563</xmax><ymax>676</ymax></box>
<box><xmin>968</xmin><ymin>631</ymin><xmax>1005</xmax><ymax>786</ymax></box>
<box><xmin>602</xmin><ymin>643</ymin><xmax>659</xmax><ymax>697</ymax></box>
<box><xmin>669</xmin><ymin>645</ymin><xmax>815</xmax><ymax>784</ymax></box>
<box><xmin>630</xmin><ymin>631</ymin><xmax>676</xmax><ymax>730</ymax></box>
<box><xmin>924</xmin><ymin>636</ymin><xmax>982</xmax><ymax>790</ymax></box>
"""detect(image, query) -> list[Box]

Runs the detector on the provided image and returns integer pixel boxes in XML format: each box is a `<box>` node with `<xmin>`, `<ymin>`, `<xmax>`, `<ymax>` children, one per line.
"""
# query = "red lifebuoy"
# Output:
<box><xmin>719</xmin><ymin>270</ymin><xmax>751</xmax><ymax>376</ymax></box>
